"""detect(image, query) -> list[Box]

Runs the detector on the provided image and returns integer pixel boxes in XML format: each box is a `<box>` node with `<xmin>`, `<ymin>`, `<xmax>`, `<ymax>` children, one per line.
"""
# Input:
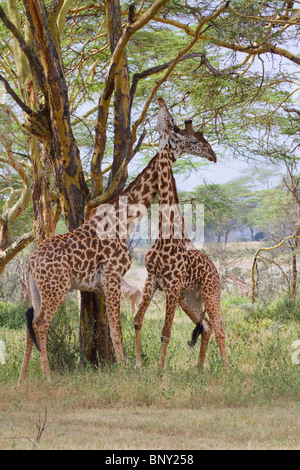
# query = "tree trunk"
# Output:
<box><xmin>79</xmin><ymin>0</ymin><xmax>133</xmax><ymax>366</ymax></box>
<box><xmin>0</xmin><ymin>219</ymin><xmax>12</xmax><ymax>251</ymax></box>
<box><xmin>22</xmin><ymin>0</ymin><xmax>111</xmax><ymax>365</ymax></box>
<box><xmin>79</xmin><ymin>292</ymin><xmax>114</xmax><ymax>366</ymax></box>
<box><xmin>224</xmin><ymin>229</ymin><xmax>230</xmax><ymax>247</ymax></box>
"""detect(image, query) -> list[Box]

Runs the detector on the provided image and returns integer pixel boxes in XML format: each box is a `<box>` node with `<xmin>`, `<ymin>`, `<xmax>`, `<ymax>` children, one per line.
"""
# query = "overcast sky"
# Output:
<box><xmin>176</xmin><ymin>157</ymin><xmax>249</xmax><ymax>190</ymax></box>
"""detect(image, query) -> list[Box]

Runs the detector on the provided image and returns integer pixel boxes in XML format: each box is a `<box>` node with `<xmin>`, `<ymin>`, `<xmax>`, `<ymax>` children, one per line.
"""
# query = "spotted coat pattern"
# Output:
<box><xmin>134</xmin><ymin>98</ymin><xmax>226</xmax><ymax>370</ymax></box>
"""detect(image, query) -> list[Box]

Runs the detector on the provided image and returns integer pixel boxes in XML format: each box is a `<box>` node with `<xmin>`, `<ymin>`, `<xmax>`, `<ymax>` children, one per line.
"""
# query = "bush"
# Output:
<box><xmin>0</xmin><ymin>301</ymin><xmax>27</xmax><ymax>329</ymax></box>
<box><xmin>249</xmin><ymin>296</ymin><xmax>300</xmax><ymax>322</ymax></box>
<box><xmin>47</xmin><ymin>297</ymin><xmax>81</xmax><ymax>373</ymax></box>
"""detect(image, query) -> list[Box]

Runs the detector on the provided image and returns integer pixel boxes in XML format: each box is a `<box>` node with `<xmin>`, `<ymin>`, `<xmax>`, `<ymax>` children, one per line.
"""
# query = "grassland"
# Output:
<box><xmin>0</xmin><ymin>291</ymin><xmax>299</xmax><ymax>450</ymax></box>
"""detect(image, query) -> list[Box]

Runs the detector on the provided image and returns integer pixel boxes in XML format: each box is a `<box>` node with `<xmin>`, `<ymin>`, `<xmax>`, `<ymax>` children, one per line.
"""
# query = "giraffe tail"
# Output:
<box><xmin>25</xmin><ymin>307</ymin><xmax>40</xmax><ymax>351</ymax></box>
<box><xmin>188</xmin><ymin>322</ymin><xmax>203</xmax><ymax>348</ymax></box>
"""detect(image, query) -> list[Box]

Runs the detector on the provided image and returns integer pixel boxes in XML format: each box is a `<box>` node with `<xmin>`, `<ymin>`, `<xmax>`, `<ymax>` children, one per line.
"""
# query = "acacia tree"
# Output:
<box><xmin>0</xmin><ymin>0</ymin><xmax>299</xmax><ymax>364</ymax></box>
<box><xmin>249</xmin><ymin>160</ymin><xmax>300</xmax><ymax>301</ymax></box>
<box><xmin>191</xmin><ymin>182</ymin><xmax>234</xmax><ymax>244</ymax></box>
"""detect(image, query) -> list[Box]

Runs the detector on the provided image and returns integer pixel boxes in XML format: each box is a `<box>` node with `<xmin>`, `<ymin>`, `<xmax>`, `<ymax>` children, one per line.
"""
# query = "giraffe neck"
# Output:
<box><xmin>158</xmin><ymin>139</ymin><xmax>185</xmax><ymax>240</ymax></box>
<box><xmin>90</xmin><ymin>151</ymin><xmax>177</xmax><ymax>238</ymax></box>
<box><xmin>158</xmin><ymin>145</ymin><xmax>179</xmax><ymax>206</ymax></box>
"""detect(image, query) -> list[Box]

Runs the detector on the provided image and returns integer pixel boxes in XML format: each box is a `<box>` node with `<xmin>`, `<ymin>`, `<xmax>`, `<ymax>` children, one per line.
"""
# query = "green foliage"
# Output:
<box><xmin>1</xmin><ymin>293</ymin><xmax>299</xmax><ymax>406</ymax></box>
<box><xmin>0</xmin><ymin>300</ymin><xmax>27</xmax><ymax>329</ymax></box>
<box><xmin>192</xmin><ymin>182</ymin><xmax>234</xmax><ymax>226</ymax></box>
<box><xmin>47</xmin><ymin>296</ymin><xmax>82</xmax><ymax>373</ymax></box>
<box><xmin>250</xmin><ymin>297</ymin><xmax>300</xmax><ymax>322</ymax></box>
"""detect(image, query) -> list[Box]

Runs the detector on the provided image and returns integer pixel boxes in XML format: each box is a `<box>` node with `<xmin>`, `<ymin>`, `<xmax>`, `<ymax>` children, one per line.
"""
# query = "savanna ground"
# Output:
<box><xmin>0</xmin><ymin>242</ymin><xmax>299</xmax><ymax>450</ymax></box>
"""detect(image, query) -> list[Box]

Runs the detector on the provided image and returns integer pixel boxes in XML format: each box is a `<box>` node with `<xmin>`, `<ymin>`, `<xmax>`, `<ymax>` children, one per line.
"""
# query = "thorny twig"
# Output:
<box><xmin>5</xmin><ymin>408</ymin><xmax>48</xmax><ymax>449</ymax></box>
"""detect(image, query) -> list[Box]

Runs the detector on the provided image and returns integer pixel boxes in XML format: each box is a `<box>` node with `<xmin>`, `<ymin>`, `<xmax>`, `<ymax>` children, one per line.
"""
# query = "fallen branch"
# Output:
<box><xmin>5</xmin><ymin>408</ymin><xmax>48</xmax><ymax>449</ymax></box>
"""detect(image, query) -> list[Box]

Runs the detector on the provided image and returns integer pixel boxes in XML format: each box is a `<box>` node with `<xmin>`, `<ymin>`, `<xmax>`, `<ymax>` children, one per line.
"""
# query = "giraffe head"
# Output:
<box><xmin>157</xmin><ymin>97</ymin><xmax>217</xmax><ymax>163</ymax></box>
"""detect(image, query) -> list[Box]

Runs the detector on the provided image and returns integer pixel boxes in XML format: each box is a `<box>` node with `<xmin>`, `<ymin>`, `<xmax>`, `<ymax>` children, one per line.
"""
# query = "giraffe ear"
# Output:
<box><xmin>168</xmin><ymin>134</ymin><xmax>177</xmax><ymax>149</ymax></box>
<box><xmin>168</xmin><ymin>131</ymin><xmax>184</xmax><ymax>149</ymax></box>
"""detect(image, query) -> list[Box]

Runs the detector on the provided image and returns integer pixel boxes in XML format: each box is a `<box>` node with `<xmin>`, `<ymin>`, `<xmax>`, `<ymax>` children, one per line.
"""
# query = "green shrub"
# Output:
<box><xmin>1</xmin><ymin>293</ymin><xmax>299</xmax><ymax>406</ymax></box>
<box><xmin>0</xmin><ymin>301</ymin><xmax>27</xmax><ymax>329</ymax></box>
<box><xmin>47</xmin><ymin>297</ymin><xmax>81</xmax><ymax>373</ymax></box>
<box><xmin>248</xmin><ymin>296</ymin><xmax>300</xmax><ymax>322</ymax></box>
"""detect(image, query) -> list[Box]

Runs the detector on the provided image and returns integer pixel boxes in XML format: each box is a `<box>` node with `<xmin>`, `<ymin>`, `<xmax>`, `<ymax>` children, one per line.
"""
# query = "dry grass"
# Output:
<box><xmin>1</xmin><ymin>265</ymin><xmax>300</xmax><ymax>450</ymax></box>
<box><xmin>0</xmin><ymin>389</ymin><xmax>299</xmax><ymax>450</ymax></box>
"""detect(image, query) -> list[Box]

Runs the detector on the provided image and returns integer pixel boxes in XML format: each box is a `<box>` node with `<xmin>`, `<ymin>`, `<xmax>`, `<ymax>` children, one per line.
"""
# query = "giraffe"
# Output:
<box><xmin>18</xmin><ymin>154</ymin><xmax>155</xmax><ymax>382</ymax></box>
<box><xmin>134</xmin><ymin>98</ymin><xmax>227</xmax><ymax>371</ymax></box>
<box><xmin>121</xmin><ymin>279</ymin><xmax>142</xmax><ymax>315</ymax></box>
<box><xmin>18</xmin><ymin>106</ymin><xmax>215</xmax><ymax>383</ymax></box>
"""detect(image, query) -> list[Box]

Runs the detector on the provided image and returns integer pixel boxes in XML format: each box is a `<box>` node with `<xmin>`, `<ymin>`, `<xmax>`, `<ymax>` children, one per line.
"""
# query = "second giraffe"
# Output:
<box><xmin>134</xmin><ymin>98</ymin><xmax>227</xmax><ymax>371</ymax></box>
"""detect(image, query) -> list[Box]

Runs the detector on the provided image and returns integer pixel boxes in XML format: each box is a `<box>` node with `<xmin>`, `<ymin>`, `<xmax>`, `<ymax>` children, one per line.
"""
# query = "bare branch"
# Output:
<box><xmin>251</xmin><ymin>226</ymin><xmax>300</xmax><ymax>303</ymax></box>
<box><xmin>0</xmin><ymin>5</ymin><xmax>47</xmax><ymax>95</ymax></box>
<box><xmin>85</xmin><ymin>157</ymin><xmax>128</xmax><ymax>217</ymax></box>
<box><xmin>152</xmin><ymin>11</ymin><xmax>300</xmax><ymax>66</ymax></box>
<box><xmin>284</xmin><ymin>106</ymin><xmax>300</xmax><ymax>116</ymax></box>
<box><xmin>130</xmin><ymin>128</ymin><xmax>147</xmax><ymax>162</ymax></box>
<box><xmin>0</xmin><ymin>230</ymin><xmax>34</xmax><ymax>276</ymax></box>
<box><xmin>0</xmin><ymin>74</ymin><xmax>33</xmax><ymax>115</ymax></box>
<box><xmin>130</xmin><ymin>51</ymin><xmax>232</xmax><ymax>108</ymax></box>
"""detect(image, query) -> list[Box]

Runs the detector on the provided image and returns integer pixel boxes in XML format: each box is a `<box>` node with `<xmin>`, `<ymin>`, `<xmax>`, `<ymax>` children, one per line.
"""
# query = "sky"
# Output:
<box><xmin>175</xmin><ymin>157</ymin><xmax>250</xmax><ymax>190</ymax></box>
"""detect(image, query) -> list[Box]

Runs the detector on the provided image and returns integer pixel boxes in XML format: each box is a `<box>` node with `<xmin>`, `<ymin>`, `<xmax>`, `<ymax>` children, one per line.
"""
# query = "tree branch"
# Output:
<box><xmin>152</xmin><ymin>13</ymin><xmax>300</xmax><ymax>66</ymax></box>
<box><xmin>91</xmin><ymin>0</ymin><xmax>169</xmax><ymax>199</ymax></box>
<box><xmin>130</xmin><ymin>51</ymin><xmax>233</xmax><ymax>106</ymax></box>
<box><xmin>227</xmin><ymin>4</ymin><xmax>300</xmax><ymax>26</ymax></box>
<box><xmin>284</xmin><ymin>106</ymin><xmax>300</xmax><ymax>116</ymax></box>
<box><xmin>0</xmin><ymin>74</ymin><xmax>33</xmax><ymax>115</ymax></box>
<box><xmin>0</xmin><ymin>5</ymin><xmax>47</xmax><ymax>95</ymax></box>
<box><xmin>131</xmin><ymin>128</ymin><xmax>147</xmax><ymax>162</ymax></box>
<box><xmin>85</xmin><ymin>157</ymin><xmax>128</xmax><ymax>217</ymax></box>
<box><xmin>130</xmin><ymin>1</ymin><xmax>230</xmax><ymax>147</ymax></box>
<box><xmin>0</xmin><ymin>230</ymin><xmax>34</xmax><ymax>276</ymax></box>
<box><xmin>251</xmin><ymin>226</ymin><xmax>300</xmax><ymax>303</ymax></box>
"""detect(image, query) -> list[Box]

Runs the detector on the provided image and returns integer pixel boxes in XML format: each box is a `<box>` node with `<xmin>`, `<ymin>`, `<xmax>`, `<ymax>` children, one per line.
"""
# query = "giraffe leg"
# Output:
<box><xmin>102</xmin><ymin>275</ymin><xmax>124</xmax><ymax>364</ymax></box>
<box><xmin>178</xmin><ymin>292</ymin><xmax>212</xmax><ymax>370</ymax></box>
<box><xmin>20</xmin><ymin>268</ymin><xmax>71</xmax><ymax>382</ymax></box>
<box><xmin>178</xmin><ymin>291</ymin><xmax>202</xmax><ymax>324</ymax></box>
<box><xmin>202</xmin><ymin>294</ymin><xmax>227</xmax><ymax>370</ymax></box>
<box><xmin>18</xmin><ymin>327</ymin><xmax>34</xmax><ymax>384</ymax></box>
<box><xmin>130</xmin><ymin>298</ymin><xmax>136</xmax><ymax>315</ymax></box>
<box><xmin>198</xmin><ymin>316</ymin><xmax>213</xmax><ymax>370</ymax></box>
<box><xmin>33</xmin><ymin>315</ymin><xmax>52</xmax><ymax>382</ymax></box>
<box><xmin>18</xmin><ymin>272</ymin><xmax>40</xmax><ymax>384</ymax></box>
<box><xmin>134</xmin><ymin>275</ymin><xmax>157</xmax><ymax>367</ymax></box>
<box><xmin>160</xmin><ymin>283</ymin><xmax>182</xmax><ymax>370</ymax></box>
